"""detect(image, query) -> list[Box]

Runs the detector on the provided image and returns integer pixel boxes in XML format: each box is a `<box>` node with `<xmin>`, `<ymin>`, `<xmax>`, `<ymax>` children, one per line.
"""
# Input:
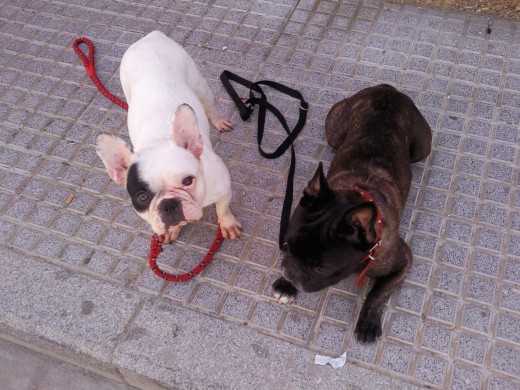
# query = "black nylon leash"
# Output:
<box><xmin>220</xmin><ymin>70</ymin><xmax>308</xmax><ymax>250</ymax></box>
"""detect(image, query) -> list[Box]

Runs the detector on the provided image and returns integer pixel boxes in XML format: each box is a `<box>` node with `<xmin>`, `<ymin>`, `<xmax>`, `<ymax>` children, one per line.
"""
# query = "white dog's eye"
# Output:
<box><xmin>182</xmin><ymin>176</ymin><xmax>194</xmax><ymax>187</ymax></box>
<box><xmin>136</xmin><ymin>191</ymin><xmax>149</xmax><ymax>202</ymax></box>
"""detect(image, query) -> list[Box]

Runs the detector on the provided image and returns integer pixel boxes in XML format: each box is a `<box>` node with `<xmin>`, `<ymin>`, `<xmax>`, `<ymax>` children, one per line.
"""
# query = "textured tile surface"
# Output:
<box><xmin>1</xmin><ymin>0</ymin><xmax>520</xmax><ymax>389</ymax></box>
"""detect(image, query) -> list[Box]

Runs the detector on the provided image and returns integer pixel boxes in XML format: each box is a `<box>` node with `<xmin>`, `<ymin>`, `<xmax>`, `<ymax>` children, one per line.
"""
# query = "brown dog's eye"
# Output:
<box><xmin>136</xmin><ymin>191</ymin><xmax>148</xmax><ymax>202</ymax></box>
<box><xmin>182</xmin><ymin>176</ymin><xmax>194</xmax><ymax>187</ymax></box>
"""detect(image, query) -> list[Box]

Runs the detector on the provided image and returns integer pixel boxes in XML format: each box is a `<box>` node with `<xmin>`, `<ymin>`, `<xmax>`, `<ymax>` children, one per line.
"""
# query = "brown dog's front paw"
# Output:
<box><xmin>355</xmin><ymin>317</ymin><xmax>382</xmax><ymax>343</ymax></box>
<box><xmin>272</xmin><ymin>277</ymin><xmax>298</xmax><ymax>304</ymax></box>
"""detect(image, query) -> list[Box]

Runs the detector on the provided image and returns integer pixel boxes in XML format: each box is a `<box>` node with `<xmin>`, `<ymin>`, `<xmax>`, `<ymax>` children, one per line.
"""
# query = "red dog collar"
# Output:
<box><xmin>338</xmin><ymin>187</ymin><xmax>383</xmax><ymax>288</ymax></box>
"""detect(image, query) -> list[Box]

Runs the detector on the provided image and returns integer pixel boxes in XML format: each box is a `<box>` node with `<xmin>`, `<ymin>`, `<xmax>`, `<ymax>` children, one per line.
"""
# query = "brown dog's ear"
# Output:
<box><xmin>95</xmin><ymin>134</ymin><xmax>133</xmax><ymax>186</ymax></box>
<box><xmin>345</xmin><ymin>203</ymin><xmax>377</xmax><ymax>246</ymax></box>
<box><xmin>171</xmin><ymin>104</ymin><xmax>203</xmax><ymax>158</ymax></box>
<box><xmin>304</xmin><ymin>162</ymin><xmax>329</xmax><ymax>198</ymax></box>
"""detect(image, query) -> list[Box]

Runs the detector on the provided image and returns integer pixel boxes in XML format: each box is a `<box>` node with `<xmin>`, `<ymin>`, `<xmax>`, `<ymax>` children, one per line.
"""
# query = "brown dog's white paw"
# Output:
<box><xmin>272</xmin><ymin>277</ymin><xmax>297</xmax><ymax>304</ymax></box>
<box><xmin>273</xmin><ymin>291</ymin><xmax>295</xmax><ymax>305</ymax></box>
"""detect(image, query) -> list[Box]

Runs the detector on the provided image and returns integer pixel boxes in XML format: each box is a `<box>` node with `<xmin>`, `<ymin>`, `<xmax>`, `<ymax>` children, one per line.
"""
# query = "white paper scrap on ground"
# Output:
<box><xmin>314</xmin><ymin>352</ymin><xmax>347</xmax><ymax>369</ymax></box>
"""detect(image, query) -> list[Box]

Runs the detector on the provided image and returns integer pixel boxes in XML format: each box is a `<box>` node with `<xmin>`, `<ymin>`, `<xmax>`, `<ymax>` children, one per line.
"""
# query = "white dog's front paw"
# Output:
<box><xmin>211</xmin><ymin>116</ymin><xmax>233</xmax><ymax>132</ymax></box>
<box><xmin>163</xmin><ymin>225</ymin><xmax>182</xmax><ymax>243</ymax></box>
<box><xmin>219</xmin><ymin>216</ymin><xmax>242</xmax><ymax>239</ymax></box>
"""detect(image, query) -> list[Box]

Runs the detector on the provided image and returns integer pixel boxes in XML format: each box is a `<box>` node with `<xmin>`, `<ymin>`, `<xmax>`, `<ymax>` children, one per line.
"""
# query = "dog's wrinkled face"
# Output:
<box><xmin>281</xmin><ymin>163</ymin><xmax>378</xmax><ymax>292</ymax></box>
<box><xmin>126</xmin><ymin>144</ymin><xmax>205</xmax><ymax>237</ymax></box>
<box><xmin>96</xmin><ymin>104</ymin><xmax>206</xmax><ymax>240</ymax></box>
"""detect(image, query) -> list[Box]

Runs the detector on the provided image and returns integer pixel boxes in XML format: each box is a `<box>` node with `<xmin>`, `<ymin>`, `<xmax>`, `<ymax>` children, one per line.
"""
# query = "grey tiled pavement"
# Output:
<box><xmin>1</xmin><ymin>0</ymin><xmax>520</xmax><ymax>389</ymax></box>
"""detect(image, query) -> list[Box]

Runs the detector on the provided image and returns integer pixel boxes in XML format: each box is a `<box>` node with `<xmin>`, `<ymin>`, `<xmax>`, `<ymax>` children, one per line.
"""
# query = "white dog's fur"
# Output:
<box><xmin>96</xmin><ymin>31</ymin><xmax>241</xmax><ymax>241</ymax></box>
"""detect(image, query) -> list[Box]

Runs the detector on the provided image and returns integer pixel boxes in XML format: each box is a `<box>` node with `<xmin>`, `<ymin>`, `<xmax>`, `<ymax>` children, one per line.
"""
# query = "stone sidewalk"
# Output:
<box><xmin>1</xmin><ymin>0</ymin><xmax>519</xmax><ymax>389</ymax></box>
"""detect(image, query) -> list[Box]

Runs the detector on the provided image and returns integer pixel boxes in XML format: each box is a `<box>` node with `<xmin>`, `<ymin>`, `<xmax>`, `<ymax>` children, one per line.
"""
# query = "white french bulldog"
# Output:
<box><xmin>96</xmin><ymin>30</ymin><xmax>242</xmax><ymax>242</ymax></box>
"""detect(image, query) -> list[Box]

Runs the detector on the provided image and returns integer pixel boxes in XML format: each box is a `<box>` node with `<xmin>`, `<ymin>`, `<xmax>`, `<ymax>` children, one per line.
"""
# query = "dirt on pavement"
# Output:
<box><xmin>391</xmin><ymin>0</ymin><xmax>520</xmax><ymax>21</ymax></box>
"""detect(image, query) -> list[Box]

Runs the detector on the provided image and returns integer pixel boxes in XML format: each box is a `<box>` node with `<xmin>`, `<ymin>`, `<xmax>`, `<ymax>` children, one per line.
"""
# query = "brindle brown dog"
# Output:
<box><xmin>272</xmin><ymin>84</ymin><xmax>432</xmax><ymax>342</ymax></box>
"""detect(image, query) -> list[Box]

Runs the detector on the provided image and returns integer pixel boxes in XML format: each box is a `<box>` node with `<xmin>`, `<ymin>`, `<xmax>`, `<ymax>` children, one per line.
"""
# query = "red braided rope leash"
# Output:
<box><xmin>149</xmin><ymin>230</ymin><xmax>223</xmax><ymax>282</ymax></box>
<box><xmin>72</xmin><ymin>37</ymin><xmax>128</xmax><ymax>110</ymax></box>
<box><xmin>72</xmin><ymin>36</ymin><xmax>223</xmax><ymax>282</ymax></box>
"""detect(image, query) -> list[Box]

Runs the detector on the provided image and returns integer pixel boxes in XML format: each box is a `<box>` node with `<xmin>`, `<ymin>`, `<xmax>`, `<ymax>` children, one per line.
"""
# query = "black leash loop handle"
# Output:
<box><xmin>220</xmin><ymin>71</ymin><xmax>308</xmax><ymax>250</ymax></box>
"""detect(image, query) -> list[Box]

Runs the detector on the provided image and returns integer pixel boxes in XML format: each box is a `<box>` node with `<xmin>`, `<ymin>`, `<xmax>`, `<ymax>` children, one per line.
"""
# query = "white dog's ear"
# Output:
<box><xmin>95</xmin><ymin>134</ymin><xmax>133</xmax><ymax>186</ymax></box>
<box><xmin>171</xmin><ymin>104</ymin><xmax>203</xmax><ymax>158</ymax></box>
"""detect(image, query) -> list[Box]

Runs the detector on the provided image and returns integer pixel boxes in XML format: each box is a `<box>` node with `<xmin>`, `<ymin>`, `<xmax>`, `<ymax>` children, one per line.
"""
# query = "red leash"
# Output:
<box><xmin>149</xmin><ymin>230</ymin><xmax>223</xmax><ymax>282</ymax></box>
<box><xmin>72</xmin><ymin>37</ymin><xmax>223</xmax><ymax>282</ymax></box>
<box><xmin>72</xmin><ymin>37</ymin><xmax>128</xmax><ymax>110</ymax></box>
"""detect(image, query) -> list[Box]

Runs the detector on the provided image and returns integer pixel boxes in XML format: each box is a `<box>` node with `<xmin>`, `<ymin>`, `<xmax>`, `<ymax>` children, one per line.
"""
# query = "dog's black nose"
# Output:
<box><xmin>160</xmin><ymin>198</ymin><xmax>180</xmax><ymax>214</ymax></box>
<box><xmin>159</xmin><ymin>198</ymin><xmax>184</xmax><ymax>227</ymax></box>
